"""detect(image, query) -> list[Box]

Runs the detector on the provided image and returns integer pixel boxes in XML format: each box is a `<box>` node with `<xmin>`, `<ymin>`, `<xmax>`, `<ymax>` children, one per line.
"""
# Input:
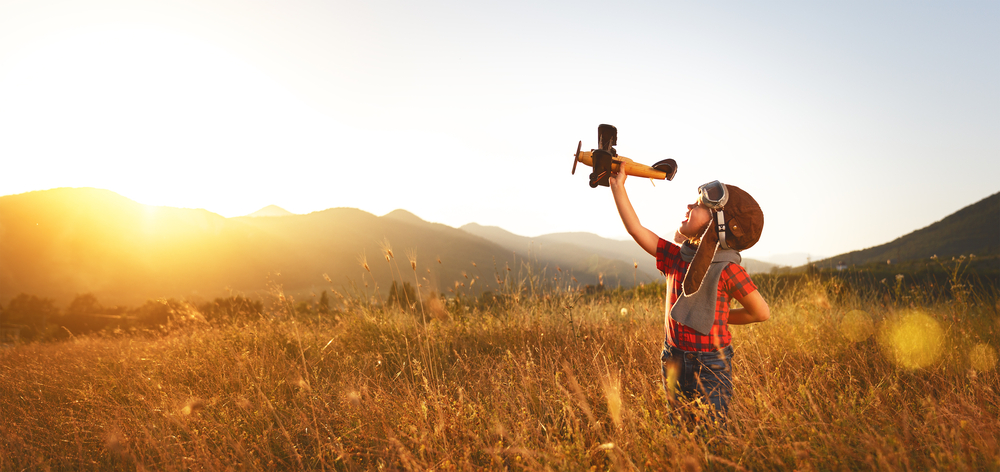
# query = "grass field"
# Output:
<box><xmin>2</xmin><ymin>259</ymin><xmax>999</xmax><ymax>471</ymax></box>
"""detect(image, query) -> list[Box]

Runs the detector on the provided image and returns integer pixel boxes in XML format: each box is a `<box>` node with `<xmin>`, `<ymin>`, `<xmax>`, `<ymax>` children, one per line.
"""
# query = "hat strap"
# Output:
<box><xmin>714</xmin><ymin>210</ymin><xmax>730</xmax><ymax>250</ymax></box>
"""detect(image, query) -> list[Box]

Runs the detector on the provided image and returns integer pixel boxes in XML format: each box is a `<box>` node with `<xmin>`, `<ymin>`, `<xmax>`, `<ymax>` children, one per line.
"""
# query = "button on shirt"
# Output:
<box><xmin>655</xmin><ymin>238</ymin><xmax>757</xmax><ymax>352</ymax></box>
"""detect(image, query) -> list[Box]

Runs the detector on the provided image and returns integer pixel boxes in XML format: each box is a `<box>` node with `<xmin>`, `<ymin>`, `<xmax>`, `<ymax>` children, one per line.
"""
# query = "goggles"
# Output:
<box><xmin>697</xmin><ymin>180</ymin><xmax>729</xmax><ymax>210</ymax></box>
<box><xmin>697</xmin><ymin>180</ymin><xmax>733</xmax><ymax>249</ymax></box>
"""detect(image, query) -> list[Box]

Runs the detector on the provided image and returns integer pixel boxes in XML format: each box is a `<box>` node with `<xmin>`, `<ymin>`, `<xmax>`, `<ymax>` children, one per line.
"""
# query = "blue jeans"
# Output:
<box><xmin>661</xmin><ymin>344</ymin><xmax>734</xmax><ymax>418</ymax></box>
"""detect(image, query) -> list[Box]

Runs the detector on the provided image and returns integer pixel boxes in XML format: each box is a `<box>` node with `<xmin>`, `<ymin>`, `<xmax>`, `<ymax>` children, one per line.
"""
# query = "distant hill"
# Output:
<box><xmin>382</xmin><ymin>209</ymin><xmax>428</xmax><ymax>226</ymax></box>
<box><xmin>532</xmin><ymin>232</ymin><xmax>775</xmax><ymax>274</ymax></box>
<box><xmin>460</xmin><ymin>224</ymin><xmax>659</xmax><ymax>285</ymax></box>
<box><xmin>734</xmin><ymin>258</ymin><xmax>776</xmax><ymax>274</ymax></box>
<box><xmin>246</xmin><ymin>205</ymin><xmax>294</xmax><ymax>217</ymax></box>
<box><xmin>0</xmin><ymin>189</ymin><xmax>616</xmax><ymax>307</ymax></box>
<box><xmin>462</xmin><ymin>225</ymin><xmax>776</xmax><ymax>275</ymax></box>
<box><xmin>759</xmin><ymin>253</ymin><xmax>823</xmax><ymax>268</ymax></box>
<box><xmin>814</xmin><ymin>192</ymin><xmax>999</xmax><ymax>268</ymax></box>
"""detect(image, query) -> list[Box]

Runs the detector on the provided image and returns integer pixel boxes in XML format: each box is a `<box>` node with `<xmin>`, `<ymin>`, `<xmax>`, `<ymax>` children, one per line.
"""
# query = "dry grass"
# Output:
<box><xmin>1</xmin><ymin>271</ymin><xmax>998</xmax><ymax>471</ymax></box>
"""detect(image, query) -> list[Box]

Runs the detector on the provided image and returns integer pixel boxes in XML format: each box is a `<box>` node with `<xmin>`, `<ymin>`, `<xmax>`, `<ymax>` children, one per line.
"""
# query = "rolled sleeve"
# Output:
<box><xmin>655</xmin><ymin>238</ymin><xmax>683</xmax><ymax>275</ymax></box>
<box><xmin>721</xmin><ymin>263</ymin><xmax>757</xmax><ymax>298</ymax></box>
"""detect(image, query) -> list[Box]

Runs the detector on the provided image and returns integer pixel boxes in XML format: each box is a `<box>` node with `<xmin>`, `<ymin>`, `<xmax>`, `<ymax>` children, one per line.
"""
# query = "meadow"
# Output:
<box><xmin>1</xmin><ymin>255</ymin><xmax>998</xmax><ymax>471</ymax></box>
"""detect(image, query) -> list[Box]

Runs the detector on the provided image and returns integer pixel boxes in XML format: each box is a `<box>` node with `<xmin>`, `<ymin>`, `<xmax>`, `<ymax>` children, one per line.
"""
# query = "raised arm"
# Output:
<box><xmin>609</xmin><ymin>166</ymin><xmax>660</xmax><ymax>256</ymax></box>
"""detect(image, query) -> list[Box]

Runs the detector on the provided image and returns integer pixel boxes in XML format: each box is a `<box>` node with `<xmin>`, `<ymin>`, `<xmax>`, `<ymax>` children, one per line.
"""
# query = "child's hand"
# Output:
<box><xmin>609</xmin><ymin>164</ymin><xmax>627</xmax><ymax>191</ymax></box>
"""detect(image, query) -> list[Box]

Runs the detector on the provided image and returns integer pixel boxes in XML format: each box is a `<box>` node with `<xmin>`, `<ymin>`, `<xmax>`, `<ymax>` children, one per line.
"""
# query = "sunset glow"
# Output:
<box><xmin>0</xmin><ymin>25</ymin><xmax>348</xmax><ymax>217</ymax></box>
<box><xmin>1</xmin><ymin>0</ymin><xmax>997</xmax><ymax>261</ymax></box>
<box><xmin>1</xmin><ymin>4</ymin><xmax>997</xmax><ymax>468</ymax></box>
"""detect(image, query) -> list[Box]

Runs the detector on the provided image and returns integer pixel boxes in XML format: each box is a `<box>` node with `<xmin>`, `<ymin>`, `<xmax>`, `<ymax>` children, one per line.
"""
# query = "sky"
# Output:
<box><xmin>1</xmin><ymin>0</ymin><xmax>997</xmax><ymax>264</ymax></box>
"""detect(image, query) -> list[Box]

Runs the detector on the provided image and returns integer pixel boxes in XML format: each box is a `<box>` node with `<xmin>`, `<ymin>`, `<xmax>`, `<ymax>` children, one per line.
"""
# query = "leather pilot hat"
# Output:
<box><xmin>683</xmin><ymin>183</ymin><xmax>764</xmax><ymax>295</ymax></box>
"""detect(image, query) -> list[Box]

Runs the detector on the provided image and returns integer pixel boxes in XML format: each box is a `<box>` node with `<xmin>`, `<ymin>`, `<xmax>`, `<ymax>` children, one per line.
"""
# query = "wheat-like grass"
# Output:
<box><xmin>0</xmin><ymin>266</ymin><xmax>997</xmax><ymax>470</ymax></box>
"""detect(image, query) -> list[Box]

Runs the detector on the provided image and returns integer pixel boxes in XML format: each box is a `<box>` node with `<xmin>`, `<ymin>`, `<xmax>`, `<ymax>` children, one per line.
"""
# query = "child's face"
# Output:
<box><xmin>679</xmin><ymin>201</ymin><xmax>712</xmax><ymax>238</ymax></box>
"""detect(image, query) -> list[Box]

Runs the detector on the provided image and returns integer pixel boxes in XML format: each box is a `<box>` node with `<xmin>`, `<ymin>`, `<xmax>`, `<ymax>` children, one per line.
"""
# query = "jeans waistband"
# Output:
<box><xmin>662</xmin><ymin>343</ymin><xmax>733</xmax><ymax>361</ymax></box>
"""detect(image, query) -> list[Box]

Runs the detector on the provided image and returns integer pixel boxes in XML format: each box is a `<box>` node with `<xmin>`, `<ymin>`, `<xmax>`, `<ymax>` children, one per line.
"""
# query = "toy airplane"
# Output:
<box><xmin>572</xmin><ymin>124</ymin><xmax>678</xmax><ymax>188</ymax></box>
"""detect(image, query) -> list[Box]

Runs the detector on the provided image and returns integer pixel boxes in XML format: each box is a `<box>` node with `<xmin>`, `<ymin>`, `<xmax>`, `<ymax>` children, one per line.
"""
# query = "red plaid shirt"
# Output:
<box><xmin>656</xmin><ymin>238</ymin><xmax>757</xmax><ymax>352</ymax></box>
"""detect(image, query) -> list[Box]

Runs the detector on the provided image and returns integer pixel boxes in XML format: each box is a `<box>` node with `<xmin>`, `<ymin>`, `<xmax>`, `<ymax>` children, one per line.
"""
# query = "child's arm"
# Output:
<box><xmin>728</xmin><ymin>290</ymin><xmax>770</xmax><ymax>324</ymax></box>
<box><xmin>609</xmin><ymin>166</ymin><xmax>659</xmax><ymax>256</ymax></box>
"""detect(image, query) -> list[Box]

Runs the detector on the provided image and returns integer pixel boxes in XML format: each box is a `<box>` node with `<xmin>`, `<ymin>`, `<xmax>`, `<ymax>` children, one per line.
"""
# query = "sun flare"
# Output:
<box><xmin>0</xmin><ymin>25</ymin><xmax>344</xmax><ymax>216</ymax></box>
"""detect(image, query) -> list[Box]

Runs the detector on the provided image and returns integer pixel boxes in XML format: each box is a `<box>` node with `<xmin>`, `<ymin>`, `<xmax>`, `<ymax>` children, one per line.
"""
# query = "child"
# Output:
<box><xmin>609</xmin><ymin>167</ymin><xmax>770</xmax><ymax>420</ymax></box>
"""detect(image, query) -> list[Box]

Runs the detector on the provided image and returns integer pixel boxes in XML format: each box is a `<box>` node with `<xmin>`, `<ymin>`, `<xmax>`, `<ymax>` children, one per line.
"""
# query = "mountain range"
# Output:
<box><xmin>460</xmin><ymin>224</ymin><xmax>776</xmax><ymax>281</ymax></box>
<box><xmin>1</xmin><ymin>188</ymin><xmax>995</xmax><ymax>307</ymax></box>
<box><xmin>0</xmin><ymin>188</ymin><xmax>658</xmax><ymax>306</ymax></box>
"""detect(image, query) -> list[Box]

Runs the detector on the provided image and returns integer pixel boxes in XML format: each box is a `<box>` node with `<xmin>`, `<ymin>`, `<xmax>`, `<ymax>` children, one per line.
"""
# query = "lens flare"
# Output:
<box><xmin>969</xmin><ymin>343</ymin><xmax>998</xmax><ymax>372</ymax></box>
<box><xmin>884</xmin><ymin>311</ymin><xmax>943</xmax><ymax>370</ymax></box>
<box><xmin>840</xmin><ymin>309</ymin><xmax>874</xmax><ymax>343</ymax></box>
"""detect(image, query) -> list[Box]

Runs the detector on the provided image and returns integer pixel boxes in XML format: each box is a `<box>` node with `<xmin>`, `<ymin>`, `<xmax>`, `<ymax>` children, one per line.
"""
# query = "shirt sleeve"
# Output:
<box><xmin>721</xmin><ymin>263</ymin><xmax>757</xmax><ymax>299</ymax></box>
<box><xmin>655</xmin><ymin>238</ymin><xmax>683</xmax><ymax>275</ymax></box>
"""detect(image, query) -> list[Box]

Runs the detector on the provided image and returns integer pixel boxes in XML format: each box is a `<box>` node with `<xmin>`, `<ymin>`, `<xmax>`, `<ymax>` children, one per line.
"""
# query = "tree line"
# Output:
<box><xmin>0</xmin><ymin>293</ymin><xmax>264</xmax><ymax>342</ymax></box>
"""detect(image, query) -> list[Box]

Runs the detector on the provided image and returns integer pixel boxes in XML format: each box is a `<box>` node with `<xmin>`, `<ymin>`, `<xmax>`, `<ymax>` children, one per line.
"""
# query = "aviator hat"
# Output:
<box><xmin>682</xmin><ymin>183</ymin><xmax>764</xmax><ymax>295</ymax></box>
